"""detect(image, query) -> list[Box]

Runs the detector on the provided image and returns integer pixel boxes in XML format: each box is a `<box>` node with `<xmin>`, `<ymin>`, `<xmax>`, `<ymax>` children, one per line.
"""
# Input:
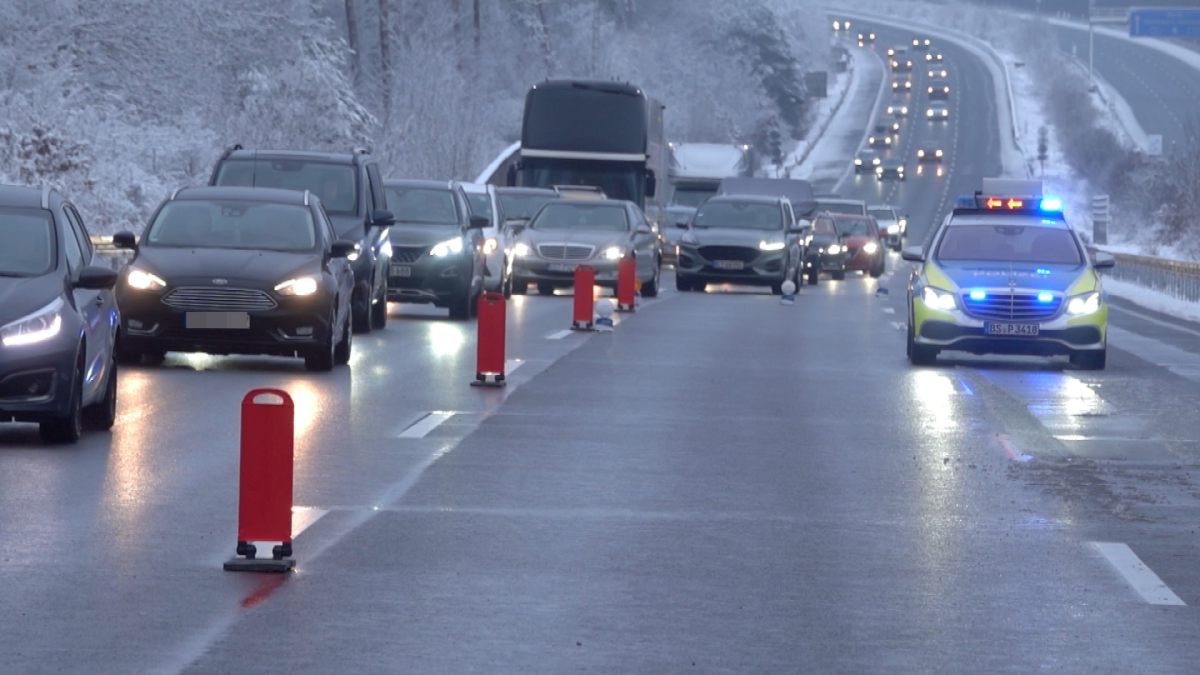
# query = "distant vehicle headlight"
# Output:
<box><xmin>927</xmin><ymin>109</ymin><xmax>934</xmax><ymax>117</ymax></box>
<box><xmin>864</xmin><ymin>241</ymin><xmax>879</xmax><ymax>254</ymax></box>
<box><xmin>936</xmin><ymin>149</ymin><xmax>944</xmax><ymax>157</ymax></box>
<box><xmin>921</xmin><ymin>286</ymin><xmax>957</xmax><ymax>311</ymax></box>
<box><xmin>887</xmin><ymin>224</ymin><xmax>901</xmax><ymax>235</ymax></box>
<box><xmin>1</xmin><ymin>297</ymin><xmax>63</xmax><ymax>347</ymax></box>
<box><xmin>275</xmin><ymin>276</ymin><xmax>319</xmax><ymax>296</ymax></box>
<box><xmin>513</xmin><ymin>243</ymin><xmax>532</xmax><ymax>257</ymax></box>
<box><xmin>127</xmin><ymin>268</ymin><xmax>167</xmax><ymax>291</ymax></box>
<box><xmin>430</xmin><ymin>237</ymin><xmax>465</xmax><ymax>257</ymax></box>
<box><xmin>827</xmin><ymin>244</ymin><xmax>843</xmax><ymax>255</ymax></box>
<box><xmin>759</xmin><ymin>240</ymin><xmax>786</xmax><ymax>251</ymax></box>
<box><xmin>855</xmin><ymin>158</ymin><xmax>863</xmax><ymax>165</ymax></box>
<box><xmin>1066</xmin><ymin>291</ymin><xmax>1102</xmax><ymax>316</ymax></box>
<box><xmin>602</xmin><ymin>246</ymin><xmax>625</xmax><ymax>260</ymax></box>
<box><xmin>918</xmin><ymin>150</ymin><xmax>925</xmax><ymax>158</ymax></box>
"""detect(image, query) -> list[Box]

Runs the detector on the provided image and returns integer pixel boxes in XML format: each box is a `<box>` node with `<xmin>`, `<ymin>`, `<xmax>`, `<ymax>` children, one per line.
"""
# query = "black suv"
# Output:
<box><xmin>209</xmin><ymin>147</ymin><xmax>394</xmax><ymax>333</ymax></box>
<box><xmin>0</xmin><ymin>185</ymin><xmax>121</xmax><ymax>443</ymax></box>
<box><xmin>382</xmin><ymin>180</ymin><xmax>488</xmax><ymax>320</ymax></box>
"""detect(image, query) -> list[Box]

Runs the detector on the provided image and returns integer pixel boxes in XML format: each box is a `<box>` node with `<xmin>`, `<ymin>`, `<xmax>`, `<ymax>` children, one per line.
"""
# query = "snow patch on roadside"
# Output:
<box><xmin>1105</xmin><ymin>278</ymin><xmax>1200</xmax><ymax>324</ymax></box>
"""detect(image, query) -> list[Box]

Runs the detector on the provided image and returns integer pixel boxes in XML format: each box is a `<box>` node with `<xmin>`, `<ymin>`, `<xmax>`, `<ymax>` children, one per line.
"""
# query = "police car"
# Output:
<box><xmin>901</xmin><ymin>180</ymin><xmax>1115</xmax><ymax>369</ymax></box>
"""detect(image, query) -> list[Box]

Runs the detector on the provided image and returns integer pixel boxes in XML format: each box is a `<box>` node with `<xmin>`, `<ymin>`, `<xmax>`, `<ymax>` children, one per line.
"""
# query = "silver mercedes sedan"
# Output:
<box><xmin>506</xmin><ymin>199</ymin><xmax>661</xmax><ymax>297</ymax></box>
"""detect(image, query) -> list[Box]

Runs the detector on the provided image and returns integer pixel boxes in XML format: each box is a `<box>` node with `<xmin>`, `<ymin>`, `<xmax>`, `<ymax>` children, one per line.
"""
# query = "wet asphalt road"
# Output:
<box><xmin>8</xmin><ymin>22</ymin><xmax>1200</xmax><ymax>675</ymax></box>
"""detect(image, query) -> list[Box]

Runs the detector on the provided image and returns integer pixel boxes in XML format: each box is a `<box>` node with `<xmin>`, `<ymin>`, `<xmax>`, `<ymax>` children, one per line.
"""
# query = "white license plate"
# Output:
<box><xmin>186</xmin><ymin>312</ymin><xmax>250</xmax><ymax>329</ymax></box>
<box><xmin>713</xmin><ymin>260</ymin><xmax>745</xmax><ymax>270</ymax></box>
<box><xmin>390</xmin><ymin>265</ymin><xmax>412</xmax><ymax>277</ymax></box>
<box><xmin>547</xmin><ymin>263</ymin><xmax>577</xmax><ymax>272</ymax></box>
<box><xmin>986</xmin><ymin>322</ymin><xmax>1039</xmax><ymax>336</ymax></box>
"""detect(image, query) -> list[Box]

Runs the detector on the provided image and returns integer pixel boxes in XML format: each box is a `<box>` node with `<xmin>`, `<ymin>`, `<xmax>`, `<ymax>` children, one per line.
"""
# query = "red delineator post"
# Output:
<box><xmin>572</xmin><ymin>265</ymin><xmax>596</xmax><ymax>331</ymax></box>
<box><xmin>472</xmin><ymin>292</ymin><xmax>507</xmax><ymax>387</ymax></box>
<box><xmin>225</xmin><ymin>389</ymin><xmax>296</xmax><ymax>572</ymax></box>
<box><xmin>616</xmin><ymin>255</ymin><xmax>636</xmax><ymax>312</ymax></box>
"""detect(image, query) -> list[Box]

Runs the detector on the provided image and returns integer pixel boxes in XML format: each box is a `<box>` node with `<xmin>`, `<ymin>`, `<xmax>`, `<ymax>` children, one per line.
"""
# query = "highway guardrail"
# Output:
<box><xmin>1091</xmin><ymin>247</ymin><xmax>1200</xmax><ymax>302</ymax></box>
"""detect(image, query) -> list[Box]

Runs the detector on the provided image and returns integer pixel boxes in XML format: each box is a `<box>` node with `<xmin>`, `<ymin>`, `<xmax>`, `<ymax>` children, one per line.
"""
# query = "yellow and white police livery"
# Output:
<box><xmin>902</xmin><ymin>180</ymin><xmax>1115</xmax><ymax>369</ymax></box>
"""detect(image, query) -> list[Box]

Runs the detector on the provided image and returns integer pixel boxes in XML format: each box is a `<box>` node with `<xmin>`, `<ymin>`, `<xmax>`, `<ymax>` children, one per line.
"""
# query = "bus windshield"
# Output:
<box><xmin>522</xmin><ymin>158</ymin><xmax>644</xmax><ymax>207</ymax></box>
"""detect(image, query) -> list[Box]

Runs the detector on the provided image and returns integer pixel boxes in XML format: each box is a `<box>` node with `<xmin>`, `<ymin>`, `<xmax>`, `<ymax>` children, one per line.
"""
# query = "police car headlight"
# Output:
<box><xmin>887</xmin><ymin>224</ymin><xmax>900</xmax><ymax>235</ymax></box>
<box><xmin>1066</xmin><ymin>291</ymin><xmax>1101</xmax><ymax>316</ymax></box>
<box><xmin>922</xmin><ymin>286</ymin><xmax>957</xmax><ymax>311</ymax></box>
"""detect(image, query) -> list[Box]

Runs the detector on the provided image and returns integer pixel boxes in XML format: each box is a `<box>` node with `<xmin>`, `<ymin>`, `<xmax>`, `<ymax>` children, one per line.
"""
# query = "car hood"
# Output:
<box><xmin>688</xmin><ymin>227</ymin><xmax>785</xmax><ymax>247</ymax></box>
<box><xmin>0</xmin><ymin>274</ymin><xmax>65</xmax><ymax>326</ymax></box>
<box><xmin>132</xmin><ymin>247</ymin><xmax>320</xmax><ymax>286</ymax></box>
<box><xmin>388</xmin><ymin>223</ymin><xmax>464</xmax><ymax>247</ymax></box>
<box><xmin>934</xmin><ymin>261</ymin><xmax>1088</xmax><ymax>291</ymax></box>
<box><xmin>521</xmin><ymin>228</ymin><xmax>631</xmax><ymax>247</ymax></box>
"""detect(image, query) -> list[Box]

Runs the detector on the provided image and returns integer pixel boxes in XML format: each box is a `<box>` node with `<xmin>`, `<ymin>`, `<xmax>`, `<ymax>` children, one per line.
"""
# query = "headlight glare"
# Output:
<box><xmin>1066</xmin><ymin>291</ymin><xmax>1101</xmax><ymax>316</ymax></box>
<box><xmin>513</xmin><ymin>243</ymin><xmax>531</xmax><ymax>257</ymax></box>
<box><xmin>759</xmin><ymin>241</ymin><xmax>786</xmax><ymax>251</ymax></box>
<box><xmin>603</xmin><ymin>246</ymin><xmax>625</xmax><ymax>260</ymax></box>
<box><xmin>887</xmin><ymin>225</ymin><xmax>900</xmax><ymax>234</ymax></box>
<box><xmin>921</xmin><ymin>286</ymin><xmax>957</xmax><ymax>311</ymax></box>
<box><xmin>864</xmin><ymin>241</ymin><xmax>879</xmax><ymax>254</ymax></box>
<box><xmin>430</xmin><ymin>237</ymin><xmax>465</xmax><ymax>257</ymax></box>
<box><xmin>2</xmin><ymin>298</ymin><xmax>64</xmax><ymax>347</ymax></box>
<box><xmin>482</xmin><ymin>237</ymin><xmax>499</xmax><ymax>256</ymax></box>
<box><xmin>827</xmin><ymin>244</ymin><xmax>843</xmax><ymax>255</ymax></box>
<box><xmin>127</xmin><ymin>268</ymin><xmax>166</xmax><ymax>291</ymax></box>
<box><xmin>275</xmin><ymin>276</ymin><xmax>319</xmax><ymax>296</ymax></box>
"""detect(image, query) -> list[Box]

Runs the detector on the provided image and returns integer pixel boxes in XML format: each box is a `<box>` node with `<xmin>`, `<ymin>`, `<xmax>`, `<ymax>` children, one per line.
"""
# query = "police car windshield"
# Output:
<box><xmin>936</xmin><ymin>225</ymin><xmax>1082</xmax><ymax>265</ymax></box>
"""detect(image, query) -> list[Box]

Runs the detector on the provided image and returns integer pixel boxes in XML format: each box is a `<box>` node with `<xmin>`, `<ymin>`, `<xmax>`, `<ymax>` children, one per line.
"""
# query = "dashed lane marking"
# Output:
<box><xmin>505</xmin><ymin>359</ymin><xmax>523</xmax><ymax>374</ymax></box>
<box><xmin>890</xmin><ymin>321</ymin><xmax>906</xmax><ymax>331</ymax></box>
<box><xmin>546</xmin><ymin>329</ymin><xmax>573</xmax><ymax>340</ymax></box>
<box><xmin>881</xmin><ymin>307</ymin><xmax>895</xmax><ymax>314</ymax></box>
<box><xmin>1109</xmin><ymin>303</ymin><xmax>1200</xmax><ymax>339</ymax></box>
<box><xmin>398</xmin><ymin>412</ymin><xmax>456</xmax><ymax>439</ymax></box>
<box><xmin>1092</xmin><ymin>542</ymin><xmax>1186</xmax><ymax>606</ymax></box>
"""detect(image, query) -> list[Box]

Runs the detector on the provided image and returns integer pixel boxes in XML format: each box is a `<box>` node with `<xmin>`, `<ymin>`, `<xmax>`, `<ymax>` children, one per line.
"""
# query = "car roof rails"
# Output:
<box><xmin>41</xmin><ymin>185</ymin><xmax>51</xmax><ymax>209</ymax></box>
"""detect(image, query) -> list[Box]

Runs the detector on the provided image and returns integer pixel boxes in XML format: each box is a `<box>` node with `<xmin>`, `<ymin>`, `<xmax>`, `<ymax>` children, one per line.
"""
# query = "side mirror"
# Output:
<box><xmin>112</xmin><ymin>231</ymin><xmax>138</xmax><ymax>250</ymax></box>
<box><xmin>636</xmin><ymin>224</ymin><xmax>653</xmax><ymax>235</ymax></box>
<box><xmin>645</xmin><ymin>171</ymin><xmax>657</xmax><ymax>198</ymax></box>
<box><xmin>331</xmin><ymin>240</ymin><xmax>358</xmax><ymax>259</ymax></box>
<box><xmin>372</xmin><ymin>209</ymin><xmax>395</xmax><ymax>227</ymax></box>
<box><xmin>468</xmin><ymin>215</ymin><xmax>490</xmax><ymax>230</ymax></box>
<box><xmin>76</xmin><ymin>265</ymin><xmax>119</xmax><ymax>290</ymax></box>
<box><xmin>1093</xmin><ymin>252</ymin><xmax>1116</xmax><ymax>269</ymax></box>
<box><xmin>900</xmin><ymin>245</ymin><xmax>925</xmax><ymax>262</ymax></box>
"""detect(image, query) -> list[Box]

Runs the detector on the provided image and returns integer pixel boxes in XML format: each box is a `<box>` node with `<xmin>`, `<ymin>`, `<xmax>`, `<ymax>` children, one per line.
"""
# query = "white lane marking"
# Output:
<box><xmin>546</xmin><ymin>329</ymin><xmax>573</xmax><ymax>340</ymax></box>
<box><xmin>398</xmin><ymin>412</ymin><xmax>455</xmax><ymax>439</ymax></box>
<box><xmin>1110</xmin><ymin>302</ymin><xmax>1200</xmax><ymax>339</ymax></box>
<box><xmin>890</xmin><ymin>321</ymin><xmax>905</xmax><ymax>331</ymax></box>
<box><xmin>881</xmin><ymin>307</ymin><xmax>895</xmax><ymax>314</ymax></box>
<box><xmin>505</xmin><ymin>359</ymin><xmax>523</xmax><ymax>374</ymax></box>
<box><xmin>1107</xmin><ymin>326</ymin><xmax>1200</xmax><ymax>382</ymax></box>
<box><xmin>1091</xmin><ymin>542</ymin><xmax>1186</xmax><ymax>606</ymax></box>
<box><xmin>248</xmin><ymin>506</ymin><xmax>329</xmax><ymax>556</ymax></box>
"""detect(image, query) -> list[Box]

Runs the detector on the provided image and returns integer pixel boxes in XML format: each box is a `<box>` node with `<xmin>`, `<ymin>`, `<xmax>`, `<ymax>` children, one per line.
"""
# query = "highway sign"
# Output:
<box><xmin>1130</xmin><ymin>7</ymin><xmax>1200</xmax><ymax>37</ymax></box>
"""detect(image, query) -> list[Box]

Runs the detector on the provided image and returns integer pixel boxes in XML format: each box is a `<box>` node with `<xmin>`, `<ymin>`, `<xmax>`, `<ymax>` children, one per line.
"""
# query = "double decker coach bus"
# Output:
<box><xmin>508</xmin><ymin>80</ymin><xmax>666</xmax><ymax>221</ymax></box>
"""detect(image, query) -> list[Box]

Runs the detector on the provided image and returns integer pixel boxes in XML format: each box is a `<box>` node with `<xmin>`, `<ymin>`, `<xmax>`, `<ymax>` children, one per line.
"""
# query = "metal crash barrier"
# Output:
<box><xmin>1091</xmin><ymin>247</ymin><xmax>1200</xmax><ymax>303</ymax></box>
<box><xmin>91</xmin><ymin>234</ymin><xmax>135</xmax><ymax>271</ymax></box>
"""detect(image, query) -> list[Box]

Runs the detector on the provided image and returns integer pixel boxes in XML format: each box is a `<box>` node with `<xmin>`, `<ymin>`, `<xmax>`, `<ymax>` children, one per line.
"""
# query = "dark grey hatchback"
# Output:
<box><xmin>0</xmin><ymin>185</ymin><xmax>121</xmax><ymax>443</ymax></box>
<box><xmin>674</xmin><ymin>195</ymin><xmax>804</xmax><ymax>294</ymax></box>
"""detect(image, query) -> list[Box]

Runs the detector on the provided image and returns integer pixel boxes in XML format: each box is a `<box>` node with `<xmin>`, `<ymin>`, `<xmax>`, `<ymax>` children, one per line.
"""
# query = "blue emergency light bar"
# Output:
<box><xmin>954</xmin><ymin>195</ymin><xmax>1064</xmax><ymax>213</ymax></box>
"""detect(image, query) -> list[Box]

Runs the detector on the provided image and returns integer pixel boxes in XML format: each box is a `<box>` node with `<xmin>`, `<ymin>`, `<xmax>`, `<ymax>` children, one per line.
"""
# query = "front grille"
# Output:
<box><xmin>392</xmin><ymin>246</ymin><xmax>426</xmax><ymax>263</ymax></box>
<box><xmin>538</xmin><ymin>244</ymin><xmax>594</xmax><ymax>260</ymax></box>
<box><xmin>162</xmin><ymin>287</ymin><xmax>277</xmax><ymax>312</ymax></box>
<box><xmin>961</xmin><ymin>291</ymin><xmax>1062</xmax><ymax>322</ymax></box>
<box><xmin>698</xmin><ymin>245</ymin><xmax>759</xmax><ymax>263</ymax></box>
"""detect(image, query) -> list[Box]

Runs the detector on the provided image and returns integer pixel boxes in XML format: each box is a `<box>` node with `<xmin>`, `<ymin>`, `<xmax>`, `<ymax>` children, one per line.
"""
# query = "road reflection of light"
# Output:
<box><xmin>428</xmin><ymin>322</ymin><xmax>468</xmax><ymax>358</ymax></box>
<box><xmin>179</xmin><ymin>352</ymin><xmax>220</xmax><ymax>370</ymax></box>
<box><xmin>915</xmin><ymin>165</ymin><xmax>945</xmax><ymax>177</ymax></box>
<box><xmin>280</xmin><ymin>378</ymin><xmax>321</xmax><ymax>447</ymax></box>
<box><xmin>101</xmin><ymin>369</ymin><xmax>158</xmax><ymax>551</ymax></box>
<box><xmin>1025</xmin><ymin>373</ymin><xmax>1107</xmax><ymax>419</ymax></box>
<box><xmin>911</xmin><ymin>370</ymin><xmax>958</xmax><ymax>432</ymax></box>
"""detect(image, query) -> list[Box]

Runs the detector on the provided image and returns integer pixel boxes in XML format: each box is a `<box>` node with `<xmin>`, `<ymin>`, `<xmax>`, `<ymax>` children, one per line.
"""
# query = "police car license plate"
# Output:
<box><xmin>986</xmin><ymin>322</ymin><xmax>1039</xmax><ymax>336</ymax></box>
<box><xmin>713</xmin><ymin>260</ymin><xmax>745</xmax><ymax>270</ymax></box>
<box><xmin>390</xmin><ymin>264</ymin><xmax>411</xmax><ymax>277</ymax></box>
<box><xmin>548</xmin><ymin>263</ymin><xmax>577</xmax><ymax>272</ymax></box>
<box><xmin>186</xmin><ymin>312</ymin><xmax>249</xmax><ymax>329</ymax></box>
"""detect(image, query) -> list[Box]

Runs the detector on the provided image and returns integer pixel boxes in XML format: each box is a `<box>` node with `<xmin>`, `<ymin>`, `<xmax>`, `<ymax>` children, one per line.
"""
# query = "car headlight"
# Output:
<box><xmin>864</xmin><ymin>241</ymin><xmax>880</xmax><ymax>254</ymax></box>
<box><xmin>855</xmin><ymin>158</ymin><xmax>863</xmax><ymax>165</ymax></box>
<box><xmin>887</xmin><ymin>224</ymin><xmax>900</xmax><ymax>235</ymax></box>
<box><xmin>927</xmin><ymin>110</ymin><xmax>934</xmax><ymax>117</ymax></box>
<box><xmin>936</xmin><ymin>149</ymin><xmax>943</xmax><ymax>157</ymax></box>
<box><xmin>827</xmin><ymin>244</ymin><xmax>843</xmax><ymax>255</ymax></box>
<box><xmin>759</xmin><ymin>241</ymin><xmax>786</xmax><ymax>251</ymax></box>
<box><xmin>513</xmin><ymin>242</ymin><xmax>531</xmax><ymax>257</ymax></box>
<box><xmin>127</xmin><ymin>268</ymin><xmax>167</xmax><ymax>291</ymax></box>
<box><xmin>1</xmin><ymin>297</ymin><xmax>63</xmax><ymax>347</ymax></box>
<box><xmin>876</xmin><ymin>166</ymin><xmax>884</xmax><ymax>174</ymax></box>
<box><xmin>921</xmin><ymin>286</ymin><xmax>957</xmax><ymax>311</ymax></box>
<box><xmin>885</xmin><ymin>137</ymin><xmax>892</xmax><ymax>144</ymax></box>
<box><xmin>873</xmin><ymin>158</ymin><xmax>881</xmax><ymax>165</ymax></box>
<box><xmin>602</xmin><ymin>246</ymin><xmax>626</xmax><ymax>260</ymax></box>
<box><xmin>482</xmin><ymin>237</ymin><xmax>499</xmax><ymax>256</ymax></box>
<box><xmin>275</xmin><ymin>276</ymin><xmax>319</xmax><ymax>296</ymax></box>
<box><xmin>681</xmin><ymin>232</ymin><xmax>699</xmax><ymax>246</ymax></box>
<box><xmin>1066</xmin><ymin>291</ymin><xmax>1101</xmax><ymax>316</ymax></box>
<box><xmin>899</xmin><ymin>218</ymin><xmax>908</xmax><ymax>230</ymax></box>
<box><xmin>918</xmin><ymin>150</ymin><xmax>925</xmax><ymax>158</ymax></box>
<box><xmin>430</xmin><ymin>237</ymin><xmax>465</xmax><ymax>257</ymax></box>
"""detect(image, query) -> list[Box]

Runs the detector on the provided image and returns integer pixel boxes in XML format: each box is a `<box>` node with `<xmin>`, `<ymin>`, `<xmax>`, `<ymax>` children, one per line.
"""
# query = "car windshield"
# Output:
<box><xmin>693</xmin><ymin>202</ymin><xmax>781</xmax><ymax>231</ymax></box>
<box><xmin>465</xmin><ymin>193</ymin><xmax>492</xmax><ymax>219</ymax></box>
<box><xmin>937</xmin><ymin>224</ymin><xmax>1082</xmax><ymax>264</ymax></box>
<box><xmin>818</xmin><ymin>202</ymin><xmax>866</xmax><ymax>216</ymax></box>
<box><xmin>532</xmin><ymin>203</ymin><xmax>628</xmax><ymax>231</ymax></box>
<box><xmin>833</xmin><ymin>218</ymin><xmax>874</xmax><ymax>236</ymax></box>
<box><xmin>671</xmin><ymin>186</ymin><xmax>716</xmax><ymax>208</ymax></box>
<box><xmin>499</xmin><ymin>193</ymin><xmax>555</xmax><ymax>221</ymax></box>
<box><xmin>385</xmin><ymin>187</ymin><xmax>459</xmax><ymax>226</ymax></box>
<box><xmin>869</xmin><ymin>209</ymin><xmax>896</xmax><ymax>221</ymax></box>
<box><xmin>145</xmin><ymin>200</ymin><xmax>316</xmax><ymax>251</ymax></box>
<box><xmin>213</xmin><ymin>159</ymin><xmax>358</xmax><ymax>215</ymax></box>
<box><xmin>0</xmin><ymin>209</ymin><xmax>55</xmax><ymax>276</ymax></box>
